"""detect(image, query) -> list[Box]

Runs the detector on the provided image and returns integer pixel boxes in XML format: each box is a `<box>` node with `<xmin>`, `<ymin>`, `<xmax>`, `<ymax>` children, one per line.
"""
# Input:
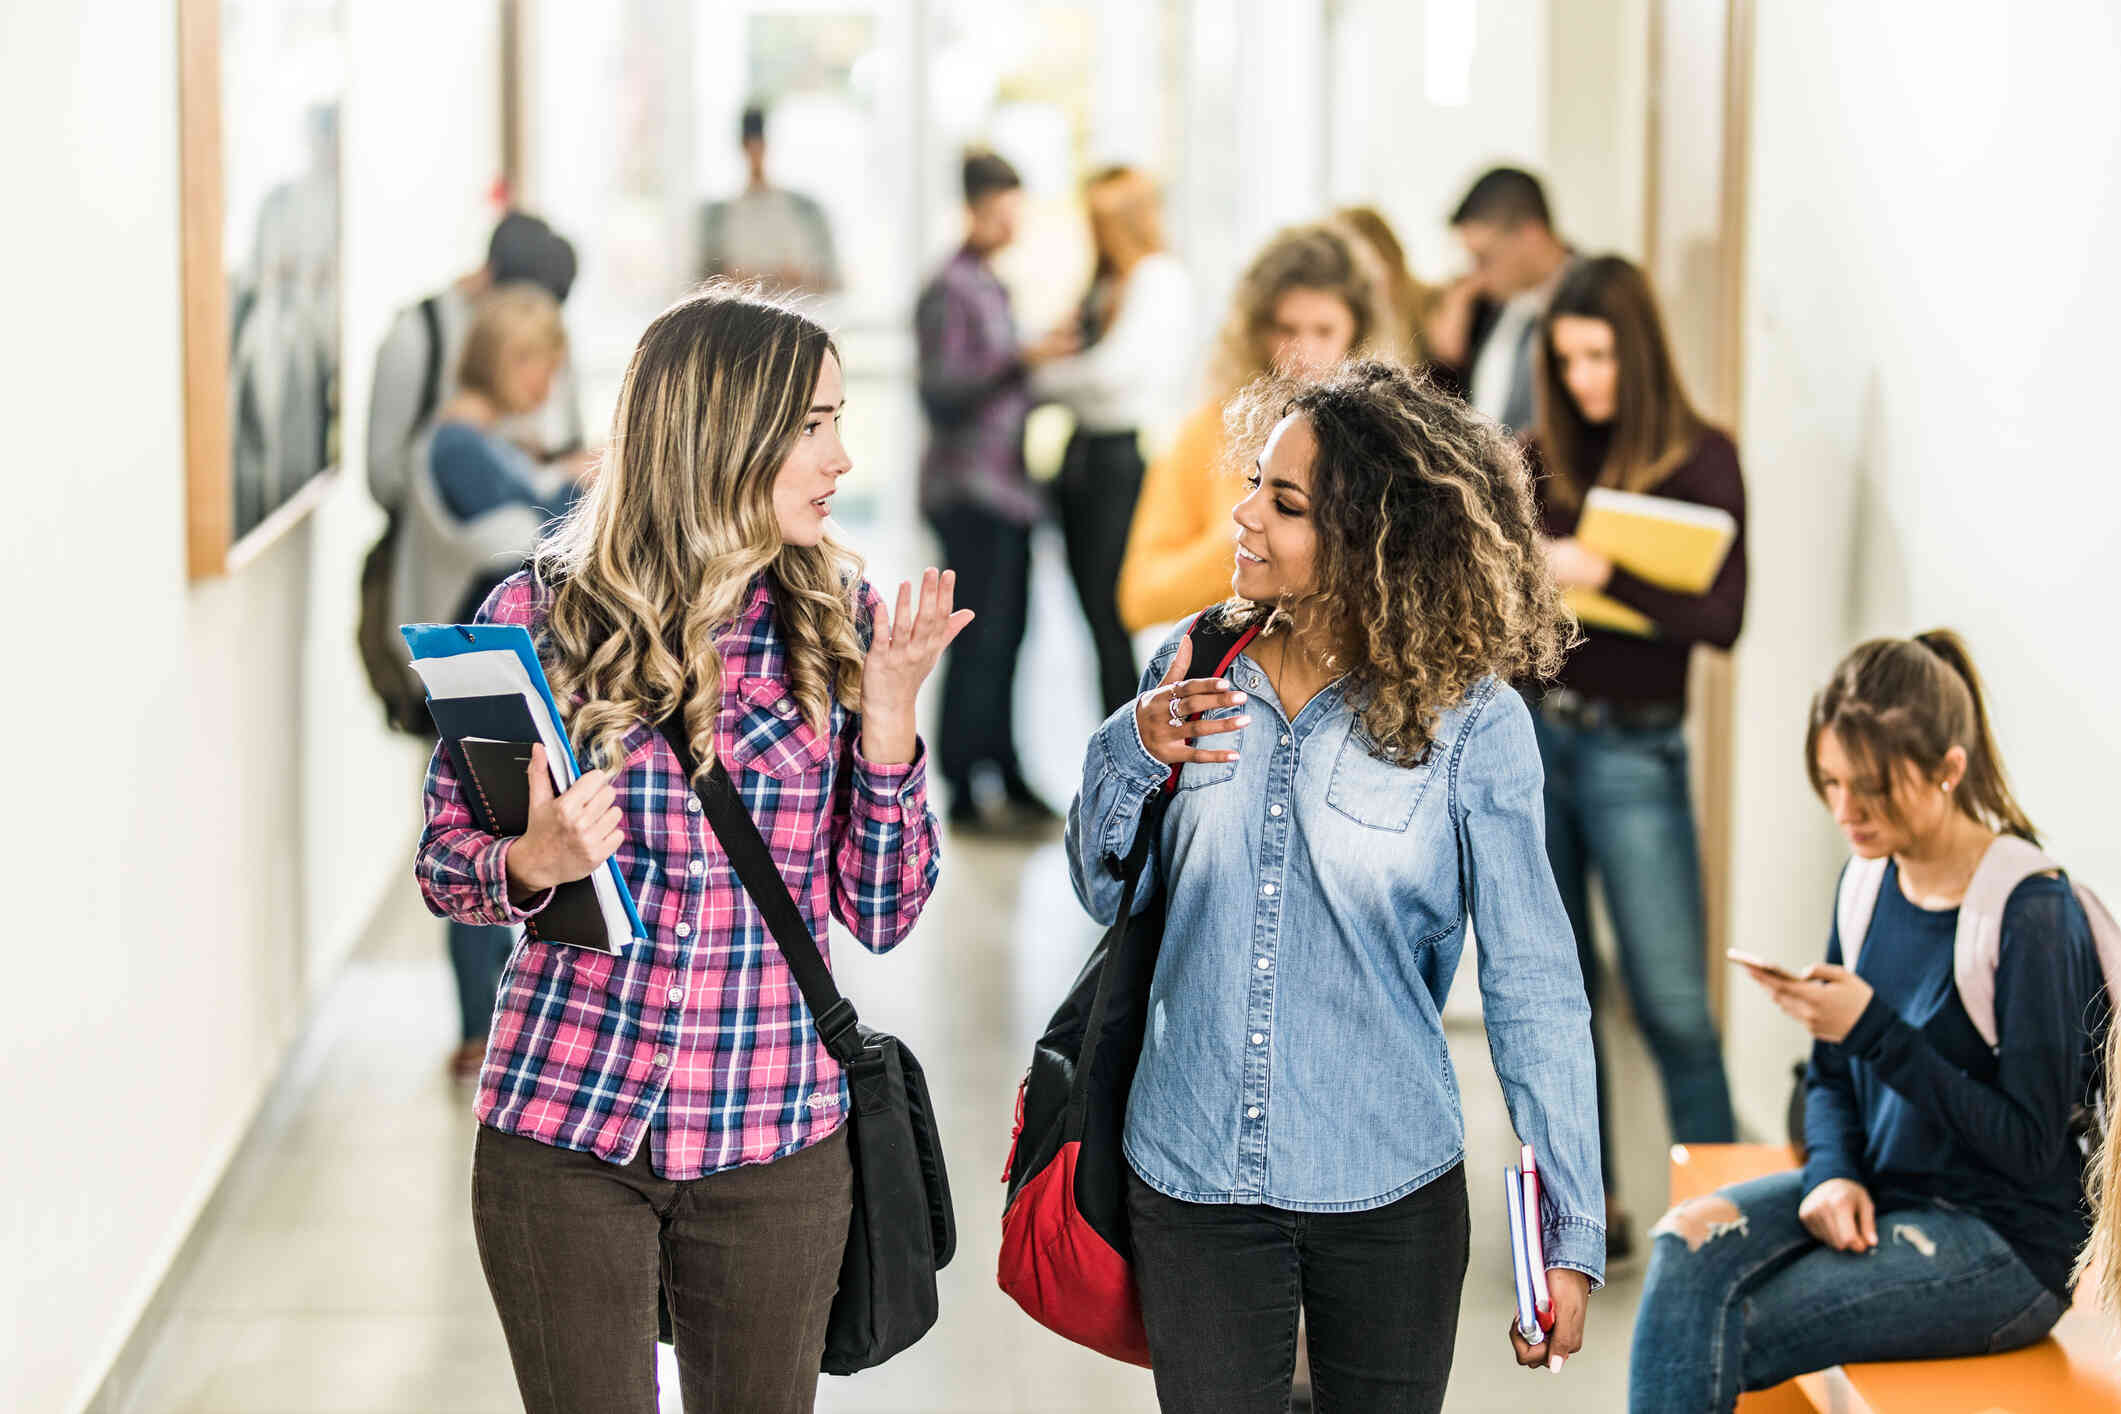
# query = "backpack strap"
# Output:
<box><xmin>412</xmin><ymin>295</ymin><xmax>445</xmax><ymax>437</ymax></box>
<box><xmin>1953</xmin><ymin>836</ymin><xmax>2061</xmax><ymax>1049</ymax></box>
<box><xmin>1835</xmin><ymin>855</ymin><xmax>1890</xmax><ymax>972</ymax></box>
<box><xmin>1162</xmin><ymin>612</ymin><xmax>1262</xmax><ymax>790</ymax></box>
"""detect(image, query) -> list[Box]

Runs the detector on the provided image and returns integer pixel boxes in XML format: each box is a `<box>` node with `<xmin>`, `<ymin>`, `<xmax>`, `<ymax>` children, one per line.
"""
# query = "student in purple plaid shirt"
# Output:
<box><xmin>415</xmin><ymin>289</ymin><xmax>968</xmax><ymax>1414</ymax></box>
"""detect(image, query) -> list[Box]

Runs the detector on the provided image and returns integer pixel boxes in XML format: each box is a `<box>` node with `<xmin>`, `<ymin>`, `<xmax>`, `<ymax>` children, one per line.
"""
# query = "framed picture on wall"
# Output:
<box><xmin>178</xmin><ymin>0</ymin><xmax>347</xmax><ymax>580</ymax></box>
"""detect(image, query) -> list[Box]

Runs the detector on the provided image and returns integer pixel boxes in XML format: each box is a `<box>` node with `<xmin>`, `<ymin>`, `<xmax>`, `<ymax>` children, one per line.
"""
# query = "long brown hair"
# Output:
<box><xmin>535</xmin><ymin>285</ymin><xmax>866</xmax><ymax>777</ymax></box>
<box><xmin>1804</xmin><ymin>629</ymin><xmax>2038</xmax><ymax>844</ymax></box>
<box><xmin>1333</xmin><ymin>205</ymin><xmax>1438</xmax><ymax>366</ymax></box>
<box><xmin>1207</xmin><ymin>223</ymin><xmax>1389</xmax><ymax>400</ymax></box>
<box><xmin>1219</xmin><ymin>360</ymin><xmax>1571</xmax><ymax>765</ymax></box>
<box><xmin>1535</xmin><ymin>254</ymin><xmax>1706</xmax><ymax>512</ymax></box>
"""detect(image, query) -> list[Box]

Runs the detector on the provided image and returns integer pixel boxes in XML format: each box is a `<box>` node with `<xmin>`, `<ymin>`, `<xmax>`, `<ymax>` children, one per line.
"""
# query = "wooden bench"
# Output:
<box><xmin>1668</xmin><ymin>1143</ymin><xmax>2121</xmax><ymax>1414</ymax></box>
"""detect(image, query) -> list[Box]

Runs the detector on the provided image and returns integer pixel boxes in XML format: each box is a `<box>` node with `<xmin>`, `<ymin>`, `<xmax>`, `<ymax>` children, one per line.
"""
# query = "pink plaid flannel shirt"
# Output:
<box><xmin>415</xmin><ymin>571</ymin><xmax>940</xmax><ymax>1177</ymax></box>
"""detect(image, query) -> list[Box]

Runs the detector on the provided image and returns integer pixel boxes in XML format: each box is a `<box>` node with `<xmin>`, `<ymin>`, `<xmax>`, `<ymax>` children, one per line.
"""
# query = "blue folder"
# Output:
<box><xmin>401</xmin><ymin>622</ymin><xmax>647</xmax><ymax>941</ymax></box>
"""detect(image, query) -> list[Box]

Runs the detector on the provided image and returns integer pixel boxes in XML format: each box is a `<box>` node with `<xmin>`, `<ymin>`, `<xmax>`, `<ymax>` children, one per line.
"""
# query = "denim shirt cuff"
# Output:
<box><xmin>1094</xmin><ymin>703</ymin><xmax>1171</xmax><ymax>859</ymax></box>
<box><xmin>1544</xmin><ymin>1217</ymin><xmax>1607</xmax><ymax>1291</ymax></box>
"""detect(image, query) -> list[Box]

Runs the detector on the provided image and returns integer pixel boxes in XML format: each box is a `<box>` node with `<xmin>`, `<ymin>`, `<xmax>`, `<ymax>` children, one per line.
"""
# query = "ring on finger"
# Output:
<box><xmin>1167</xmin><ymin>694</ymin><xmax>1187</xmax><ymax>729</ymax></box>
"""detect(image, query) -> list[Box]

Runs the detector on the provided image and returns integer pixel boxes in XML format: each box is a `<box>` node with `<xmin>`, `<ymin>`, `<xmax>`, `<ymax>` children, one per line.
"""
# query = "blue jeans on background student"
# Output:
<box><xmin>449</xmin><ymin>921</ymin><xmax>515</xmax><ymax>1042</ymax></box>
<box><xmin>1533</xmin><ymin>712</ymin><xmax>1736</xmax><ymax>1180</ymax></box>
<box><xmin>1630</xmin><ymin>1170</ymin><xmax>2064</xmax><ymax>1412</ymax></box>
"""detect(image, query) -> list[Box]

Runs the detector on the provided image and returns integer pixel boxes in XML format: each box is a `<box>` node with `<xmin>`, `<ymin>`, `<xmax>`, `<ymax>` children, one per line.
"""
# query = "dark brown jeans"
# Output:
<box><xmin>471</xmin><ymin>1122</ymin><xmax>853</xmax><ymax>1414</ymax></box>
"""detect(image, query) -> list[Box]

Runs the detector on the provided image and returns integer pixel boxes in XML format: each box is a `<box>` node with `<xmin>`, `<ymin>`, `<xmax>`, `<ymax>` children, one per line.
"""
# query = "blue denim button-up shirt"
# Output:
<box><xmin>1067</xmin><ymin>626</ymin><xmax>1606</xmax><ymax>1284</ymax></box>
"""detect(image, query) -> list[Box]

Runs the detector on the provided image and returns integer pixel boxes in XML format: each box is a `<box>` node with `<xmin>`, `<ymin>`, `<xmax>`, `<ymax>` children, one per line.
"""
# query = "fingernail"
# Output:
<box><xmin>1215</xmin><ymin>679</ymin><xmax>1230</xmax><ymax>689</ymax></box>
<box><xmin>1230</xmin><ymin>692</ymin><xmax>1247</xmax><ymax>703</ymax></box>
<box><xmin>1234</xmin><ymin>715</ymin><xmax>1252</xmax><ymax>726</ymax></box>
<box><xmin>1549</xmin><ymin>1355</ymin><xmax>1565</xmax><ymax>1373</ymax></box>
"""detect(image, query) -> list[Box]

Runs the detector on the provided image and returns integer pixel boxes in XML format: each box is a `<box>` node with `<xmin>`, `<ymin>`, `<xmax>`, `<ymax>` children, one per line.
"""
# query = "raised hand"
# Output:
<box><xmin>1134</xmin><ymin>636</ymin><xmax>1251</xmax><ymax>769</ymax></box>
<box><xmin>860</xmin><ymin>568</ymin><xmax>975</xmax><ymax>765</ymax></box>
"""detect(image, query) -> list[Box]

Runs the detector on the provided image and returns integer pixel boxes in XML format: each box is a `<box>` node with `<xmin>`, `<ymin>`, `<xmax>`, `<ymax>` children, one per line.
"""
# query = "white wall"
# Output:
<box><xmin>1331</xmin><ymin>0</ymin><xmax>1550</xmax><ymax>283</ymax></box>
<box><xmin>0</xmin><ymin>3</ymin><xmax>497</xmax><ymax>1408</ymax></box>
<box><xmin>1727</xmin><ymin>0</ymin><xmax>2121</xmax><ymax>1135</ymax></box>
<box><xmin>1546</xmin><ymin>0</ymin><xmax>1649</xmax><ymax>263</ymax></box>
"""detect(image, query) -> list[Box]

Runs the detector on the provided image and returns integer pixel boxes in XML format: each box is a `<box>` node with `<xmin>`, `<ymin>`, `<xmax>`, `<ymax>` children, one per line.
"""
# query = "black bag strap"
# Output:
<box><xmin>1067</xmin><ymin>613</ymin><xmax>1262</xmax><ymax>1111</ymax></box>
<box><xmin>412</xmin><ymin>295</ymin><xmax>445</xmax><ymax>438</ymax></box>
<box><xmin>654</xmin><ymin>715</ymin><xmax>863</xmax><ymax>1066</ymax></box>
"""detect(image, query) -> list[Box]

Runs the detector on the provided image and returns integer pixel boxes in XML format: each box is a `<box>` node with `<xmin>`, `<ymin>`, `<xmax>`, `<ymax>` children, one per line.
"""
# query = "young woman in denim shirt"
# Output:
<box><xmin>1067</xmin><ymin>361</ymin><xmax>1606</xmax><ymax>1413</ymax></box>
<box><xmin>1631</xmin><ymin>632</ymin><xmax>2099</xmax><ymax>1413</ymax></box>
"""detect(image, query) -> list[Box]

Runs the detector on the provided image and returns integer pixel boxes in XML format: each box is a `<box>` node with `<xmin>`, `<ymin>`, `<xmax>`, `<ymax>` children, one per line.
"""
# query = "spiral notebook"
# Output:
<box><xmin>1505</xmin><ymin>1144</ymin><xmax>1555</xmax><ymax>1343</ymax></box>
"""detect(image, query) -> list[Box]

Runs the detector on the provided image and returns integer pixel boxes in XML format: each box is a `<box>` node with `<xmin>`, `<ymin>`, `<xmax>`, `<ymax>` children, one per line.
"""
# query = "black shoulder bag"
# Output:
<box><xmin>654</xmin><ymin>717</ymin><xmax>955</xmax><ymax>1375</ymax></box>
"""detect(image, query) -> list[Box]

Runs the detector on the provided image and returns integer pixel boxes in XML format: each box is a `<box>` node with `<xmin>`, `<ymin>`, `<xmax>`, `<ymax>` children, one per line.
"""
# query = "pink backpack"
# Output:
<box><xmin>1836</xmin><ymin>836</ymin><xmax>2121</xmax><ymax>1149</ymax></box>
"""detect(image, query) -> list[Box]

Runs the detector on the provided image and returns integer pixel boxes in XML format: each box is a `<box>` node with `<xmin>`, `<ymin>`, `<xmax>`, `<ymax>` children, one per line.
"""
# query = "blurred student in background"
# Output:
<box><xmin>367</xmin><ymin>211</ymin><xmax>583</xmax><ymax>516</ymax></box>
<box><xmin>1634</xmin><ymin>632</ymin><xmax>2097</xmax><ymax>1411</ymax></box>
<box><xmin>916</xmin><ymin>151</ymin><xmax>1078</xmax><ymax>831</ymax></box>
<box><xmin>394</xmin><ymin>284</ymin><xmax>589</xmax><ymax>1077</ymax></box>
<box><xmin>698</xmin><ymin>105</ymin><xmax>841</xmax><ymax>296</ymax></box>
<box><xmin>1031</xmin><ymin>166</ymin><xmax>1193</xmax><ymax>714</ymax></box>
<box><xmin>1529</xmin><ymin>254</ymin><xmax>1743</xmax><ymax>1251</ymax></box>
<box><xmin>1116</xmin><ymin>221</ymin><xmax>1383</xmax><ymax>633</ymax></box>
<box><xmin>1334</xmin><ymin>204</ymin><xmax>1439</xmax><ymax>370</ymax></box>
<box><xmin>1428</xmin><ymin>167</ymin><xmax>1574</xmax><ymax>434</ymax></box>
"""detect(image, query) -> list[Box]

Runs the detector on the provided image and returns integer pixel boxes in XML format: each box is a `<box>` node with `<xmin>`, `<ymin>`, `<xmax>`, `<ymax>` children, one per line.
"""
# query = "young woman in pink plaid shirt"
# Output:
<box><xmin>415</xmin><ymin>288</ymin><xmax>967</xmax><ymax>1413</ymax></box>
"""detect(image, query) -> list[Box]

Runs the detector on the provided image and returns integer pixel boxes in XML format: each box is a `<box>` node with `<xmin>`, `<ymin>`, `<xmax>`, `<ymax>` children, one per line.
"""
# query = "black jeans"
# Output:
<box><xmin>471</xmin><ymin>1123</ymin><xmax>852</xmax><ymax>1414</ymax></box>
<box><xmin>1129</xmin><ymin>1163</ymin><xmax>1470</xmax><ymax>1414</ymax></box>
<box><xmin>926</xmin><ymin>502</ymin><xmax>1033</xmax><ymax>805</ymax></box>
<box><xmin>1054</xmin><ymin>429</ymin><xmax>1144</xmax><ymax>716</ymax></box>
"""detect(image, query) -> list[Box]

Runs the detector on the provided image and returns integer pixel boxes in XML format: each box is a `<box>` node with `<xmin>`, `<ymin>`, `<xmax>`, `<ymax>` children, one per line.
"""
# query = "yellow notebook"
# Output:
<box><xmin>1564</xmin><ymin>487</ymin><xmax>1737</xmax><ymax>638</ymax></box>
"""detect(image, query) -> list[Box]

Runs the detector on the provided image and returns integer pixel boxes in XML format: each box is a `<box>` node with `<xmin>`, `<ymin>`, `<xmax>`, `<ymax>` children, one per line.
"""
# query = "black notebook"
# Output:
<box><xmin>445</xmin><ymin>734</ymin><xmax>617</xmax><ymax>953</ymax></box>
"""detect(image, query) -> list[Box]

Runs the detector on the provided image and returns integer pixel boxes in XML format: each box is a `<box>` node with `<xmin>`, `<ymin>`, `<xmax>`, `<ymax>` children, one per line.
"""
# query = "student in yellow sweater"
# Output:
<box><xmin>1116</xmin><ymin>222</ymin><xmax>1390</xmax><ymax>632</ymax></box>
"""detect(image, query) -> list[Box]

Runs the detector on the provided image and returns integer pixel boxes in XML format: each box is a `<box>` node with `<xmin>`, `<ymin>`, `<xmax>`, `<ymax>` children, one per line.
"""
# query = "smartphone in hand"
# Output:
<box><xmin>1726</xmin><ymin>949</ymin><xmax>1804</xmax><ymax>982</ymax></box>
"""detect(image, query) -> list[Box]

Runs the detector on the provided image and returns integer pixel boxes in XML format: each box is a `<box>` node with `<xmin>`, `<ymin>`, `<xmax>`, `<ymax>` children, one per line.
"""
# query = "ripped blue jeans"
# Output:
<box><xmin>1629</xmin><ymin>1170</ymin><xmax>2064</xmax><ymax>1414</ymax></box>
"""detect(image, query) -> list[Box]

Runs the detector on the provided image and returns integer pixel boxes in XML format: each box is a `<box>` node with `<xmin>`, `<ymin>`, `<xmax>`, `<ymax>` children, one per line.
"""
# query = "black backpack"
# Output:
<box><xmin>356</xmin><ymin>296</ymin><xmax>445</xmax><ymax>735</ymax></box>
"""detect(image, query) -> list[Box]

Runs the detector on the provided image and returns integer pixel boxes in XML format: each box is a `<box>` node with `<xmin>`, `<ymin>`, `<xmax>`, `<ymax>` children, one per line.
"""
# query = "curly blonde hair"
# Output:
<box><xmin>533</xmin><ymin>286</ymin><xmax>865</xmax><ymax>779</ymax></box>
<box><xmin>1205</xmin><ymin>222</ymin><xmax>1394</xmax><ymax>400</ymax></box>
<box><xmin>1217</xmin><ymin>360</ymin><xmax>1572</xmax><ymax>764</ymax></box>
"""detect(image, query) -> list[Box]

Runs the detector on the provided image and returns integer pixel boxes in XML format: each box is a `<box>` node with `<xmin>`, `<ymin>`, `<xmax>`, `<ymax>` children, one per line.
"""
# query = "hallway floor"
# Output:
<box><xmin>117</xmin><ymin>524</ymin><xmax>1670</xmax><ymax>1413</ymax></box>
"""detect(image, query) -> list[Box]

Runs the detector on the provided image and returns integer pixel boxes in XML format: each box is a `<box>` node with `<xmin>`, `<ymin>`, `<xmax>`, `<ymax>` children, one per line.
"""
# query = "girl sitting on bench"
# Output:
<box><xmin>1630</xmin><ymin>630</ymin><xmax>2104</xmax><ymax>1412</ymax></box>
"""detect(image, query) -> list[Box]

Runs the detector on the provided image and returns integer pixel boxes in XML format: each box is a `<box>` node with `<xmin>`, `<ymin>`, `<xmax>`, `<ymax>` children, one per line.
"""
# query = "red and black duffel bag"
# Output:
<box><xmin>997</xmin><ymin>612</ymin><xmax>1260</xmax><ymax>1364</ymax></box>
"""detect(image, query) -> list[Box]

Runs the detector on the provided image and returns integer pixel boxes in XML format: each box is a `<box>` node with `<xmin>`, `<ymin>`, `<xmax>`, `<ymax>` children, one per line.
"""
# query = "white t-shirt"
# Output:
<box><xmin>1030</xmin><ymin>252</ymin><xmax>1194</xmax><ymax>436</ymax></box>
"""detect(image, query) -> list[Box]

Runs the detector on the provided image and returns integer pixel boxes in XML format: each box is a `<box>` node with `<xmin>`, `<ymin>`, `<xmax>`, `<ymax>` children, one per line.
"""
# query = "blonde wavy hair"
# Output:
<box><xmin>533</xmin><ymin>285</ymin><xmax>865</xmax><ymax>779</ymax></box>
<box><xmin>457</xmin><ymin>283</ymin><xmax>567</xmax><ymax>403</ymax></box>
<box><xmin>2079</xmin><ymin>1034</ymin><xmax>2121</xmax><ymax>1314</ymax></box>
<box><xmin>1205</xmin><ymin>222</ymin><xmax>1396</xmax><ymax>401</ymax></box>
<box><xmin>1217</xmin><ymin>360</ymin><xmax>1572</xmax><ymax>764</ymax></box>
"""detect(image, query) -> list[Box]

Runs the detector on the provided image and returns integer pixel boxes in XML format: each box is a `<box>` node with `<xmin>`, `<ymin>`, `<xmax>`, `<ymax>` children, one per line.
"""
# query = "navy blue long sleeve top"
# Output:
<box><xmin>1802</xmin><ymin>861</ymin><xmax>2104</xmax><ymax>1295</ymax></box>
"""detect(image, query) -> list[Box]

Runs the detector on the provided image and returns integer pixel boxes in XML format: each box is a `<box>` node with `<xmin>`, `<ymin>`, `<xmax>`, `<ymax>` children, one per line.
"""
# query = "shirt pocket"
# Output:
<box><xmin>729</xmin><ymin>676</ymin><xmax>833</xmax><ymax>780</ymax></box>
<box><xmin>1173</xmin><ymin>705</ymin><xmax>1245</xmax><ymax>792</ymax></box>
<box><xmin>1325</xmin><ymin>732</ymin><xmax>1438</xmax><ymax>832</ymax></box>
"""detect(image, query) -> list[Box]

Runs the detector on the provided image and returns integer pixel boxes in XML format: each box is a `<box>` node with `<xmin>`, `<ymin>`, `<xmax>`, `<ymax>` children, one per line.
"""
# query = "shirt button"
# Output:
<box><xmin>690</xmin><ymin>859</ymin><xmax>704</xmax><ymax>875</ymax></box>
<box><xmin>686</xmin><ymin>797</ymin><xmax>701</xmax><ymax>814</ymax></box>
<box><xmin>676</xmin><ymin>922</ymin><xmax>691</xmax><ymax>938</ymax></box>
<box><xmin>1261</xmin><ymin>883</ymin><xmax>1276</xmax><ymax>897</ymax></box>
<box><xmin>1246</xmin><ymin>1106</ymin><xmax>1261</xmax><ymax>1119</ymax></box>
<box><xmin>1252</xmin><ymin>1033</ymin><xmax>1265</xmax><ymax>1045</ymax></box>
<box><xmin>775</xmin><ymin>700</ymin><xmax>797</xmax><ymax>718</ymax></box>
<box><xmin>654</xmin><ymin>1052</ymin><xmax>670</xmax><ymax>1067</ymax></box>
<box><xmin>1279</xmin><ymin>733</ymin><xmax>1290</xmax><ymax>746</ymax></box>
<box><xmin>668</xmin><ymin>987</ymin><xmax>685</xmax><ymax>1003</ymax></box>
<box><xmin>1257</xmin><ymin>957</ymin><xmax>1270</xmax><ymax>970</ymax></box>
<box><xmin>1269</xmin><ymin>804</ymin><xmax>1283</xmax><ymax>817</ymax></box>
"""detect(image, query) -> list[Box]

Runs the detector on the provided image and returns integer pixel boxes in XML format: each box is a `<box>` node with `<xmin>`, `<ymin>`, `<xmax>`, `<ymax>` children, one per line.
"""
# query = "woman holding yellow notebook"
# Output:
<box><xmin>1528</xmin><ymin>254</ymin><xmax>1746</xmax><ymax>1257</ymax></box>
